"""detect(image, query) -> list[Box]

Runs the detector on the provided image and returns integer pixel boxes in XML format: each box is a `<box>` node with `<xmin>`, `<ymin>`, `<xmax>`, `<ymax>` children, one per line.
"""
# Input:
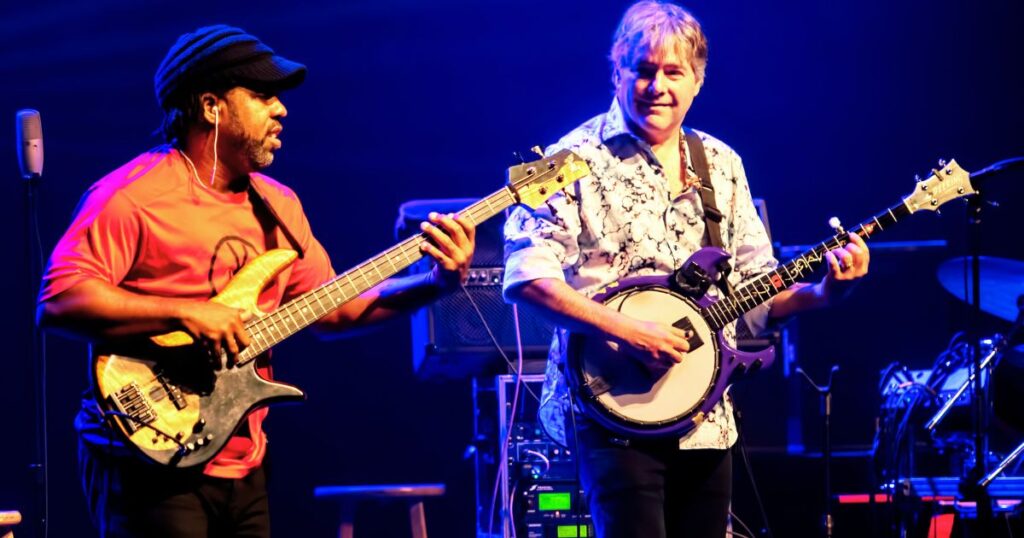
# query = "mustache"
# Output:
<box><xmin>635</xmin><ymin>98</ymin><xmax>673</xmax><ymax>106</ymax></box>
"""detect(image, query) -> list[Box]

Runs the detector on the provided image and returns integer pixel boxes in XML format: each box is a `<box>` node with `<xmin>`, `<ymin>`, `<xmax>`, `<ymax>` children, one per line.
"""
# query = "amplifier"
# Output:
<box><xmin>516</xmin><ymin>482</ymin><xmax>592</xmax><ymax>538</ymax></box>
<box><xmin>399</xmin><ymin>198</ymin><xmax>555</xmax><ymax>379</ymax></box>
<box><xmin>509</xmin><ymin>421</ymin><xmax>577</xmax><ymax>482</ymax></box>
<box><xmin>410</xmin><ymin>269</ymin><xmax>554</xmax><ymax>379</ymax></box>
<box><xmin>477</xmin><ymin>374</ymin><xmax>592</xmax><ymax>538</ymax></box>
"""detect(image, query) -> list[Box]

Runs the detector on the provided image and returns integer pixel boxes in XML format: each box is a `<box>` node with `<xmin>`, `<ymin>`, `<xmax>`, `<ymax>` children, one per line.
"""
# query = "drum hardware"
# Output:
<box><xmin>932</xmin><ymin>256</ymin><xmax>1024</xmax><ymax>443</ymax></box>
<box><xmin>940</xmin><ymin>159</ymin><xmax>1022</xmax><ymax>532</ymax></box>
<box><xmin>830</xmin><ymin>158</ymin><xmax>1024</xmax><ymax>536</ymax></box>
<box><xmin>925</xmin><ymin>333</ymin><xmax>1014</xmax><ymax>432</ymax></box>
<box><xmin>923</xmin><ymin>151</ymin><xmax>1024</xmax><ymax>530</ymax></box>
<box><xmin>872</xmin><ymin>333</ymin><xmax>1024</xmax><ymax>538</ymax></box>
<box><xmin>974</xmin><ymin>297</ymin><xmax>1024</xmax><ymax>492</ymax></box>
<box><xmin>937</xmin><ymin>257</ymin><xmax>1024</xmax><ymax>324</ymax></box>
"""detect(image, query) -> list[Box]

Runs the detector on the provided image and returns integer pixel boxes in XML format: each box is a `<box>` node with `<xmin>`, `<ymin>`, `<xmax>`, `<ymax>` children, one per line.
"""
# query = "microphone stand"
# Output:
<box><xmin>797</xmin><ymin>365</ymin><xmax>839</xmax><ymax>538</ymax></box>
<box><xmin>24</xmin><ymin>175</ymin><xmax>48</xmax><ymax>538</ymax></box>
<box><xmin>963</xmin><ymin>188</ymin><xmax>993</xmax><ymax>536</ymax></box>
<box><xmin>18</xmin><ymin>108</ymin><xmax>47</xmax><ymax>537</ymax></box>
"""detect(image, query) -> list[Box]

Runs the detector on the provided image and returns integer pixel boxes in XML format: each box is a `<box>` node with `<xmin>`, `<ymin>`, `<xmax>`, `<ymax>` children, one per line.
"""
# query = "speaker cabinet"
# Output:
<box><xmin>411</xmin><ymin>268</ymin><xmax>554</xmax><ymax>379</ymax></box>
<box><xmin>397</xmin><ymin>198</ymin><xmax>554</xmax><ymax>379</ymax></box>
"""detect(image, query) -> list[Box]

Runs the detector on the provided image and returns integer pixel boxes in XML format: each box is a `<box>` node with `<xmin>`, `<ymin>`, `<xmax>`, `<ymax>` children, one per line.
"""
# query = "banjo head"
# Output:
<box><xmin>575</xmin><ymin>286</ymin><xmax>720</xmax><ymax>428</ymax></box>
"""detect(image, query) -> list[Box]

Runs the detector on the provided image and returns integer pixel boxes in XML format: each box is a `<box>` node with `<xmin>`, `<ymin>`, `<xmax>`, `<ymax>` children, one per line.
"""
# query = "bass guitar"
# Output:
<box><xmin>94</xmin><ymin>149</ymin><xmax>590</xmax><ymax>467</ymax></box>
<box><xmin>566</xmin><ymin>160</ymin><xmax>975</xmax><ymax>439</ymax></box>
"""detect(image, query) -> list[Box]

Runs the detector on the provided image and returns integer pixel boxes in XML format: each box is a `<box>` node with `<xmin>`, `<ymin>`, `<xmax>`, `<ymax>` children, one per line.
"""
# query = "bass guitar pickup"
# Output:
<box><xmin>153</xmin><ymin>370</ymin><xmax>188</xmax><ymax>410</ymax></box>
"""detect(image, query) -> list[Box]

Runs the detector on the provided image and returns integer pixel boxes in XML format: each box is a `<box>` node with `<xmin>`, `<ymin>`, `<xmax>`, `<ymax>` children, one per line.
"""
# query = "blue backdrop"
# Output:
<box><xmin>2</xmin><ymin>0</ymin><xmax>1022</xmax><ymax>536</ymax></box>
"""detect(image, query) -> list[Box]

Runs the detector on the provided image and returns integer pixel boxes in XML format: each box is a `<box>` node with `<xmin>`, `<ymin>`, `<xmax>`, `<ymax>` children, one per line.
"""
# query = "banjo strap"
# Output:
<box><xmin>683</xmin><ymin>128</ymin><xmax>734</xmax><ymax>296</ymax></box>
<box><xmin>682</xmin><ymin>128</ymin><xmax>724</xmax><ymax>250</ymax></box>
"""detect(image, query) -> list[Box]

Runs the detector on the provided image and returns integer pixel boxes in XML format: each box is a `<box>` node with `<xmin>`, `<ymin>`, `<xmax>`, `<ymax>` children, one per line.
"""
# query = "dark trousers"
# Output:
<box><xmin>79</xmin><ymin>441</ymin><xmax>271</xmax><ymax>537</ymax></box>
<box><xmin>577</xmin><ymin>422</ymin><xmax>732</xmax><ymax>538</ymax></box>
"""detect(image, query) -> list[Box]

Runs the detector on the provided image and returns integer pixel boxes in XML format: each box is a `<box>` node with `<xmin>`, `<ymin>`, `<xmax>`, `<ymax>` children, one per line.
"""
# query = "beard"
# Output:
<box><xmin>224</xmin><ymin>107</ymin><xmax>275</xmax><ymax>170</ymax></box>
<box><xmin>242</xmin><ymin>134</ymin><xmax>274</xmax><ymax>169</ymax></box>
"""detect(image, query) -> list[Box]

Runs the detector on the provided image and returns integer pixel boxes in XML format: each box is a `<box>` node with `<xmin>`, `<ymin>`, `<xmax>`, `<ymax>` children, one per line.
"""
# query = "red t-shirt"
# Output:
<box><xmin>39</xmin><ymin>146</ymin><xmax>335</xmax><ymax>478</ymax></box>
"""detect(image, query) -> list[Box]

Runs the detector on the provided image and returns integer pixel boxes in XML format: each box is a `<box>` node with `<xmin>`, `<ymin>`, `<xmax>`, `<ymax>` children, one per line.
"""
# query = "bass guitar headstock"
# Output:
<box><xmin>507</xmin><ymin>148</ymin><xmax>590</xmax><ymax>209</ymax></box>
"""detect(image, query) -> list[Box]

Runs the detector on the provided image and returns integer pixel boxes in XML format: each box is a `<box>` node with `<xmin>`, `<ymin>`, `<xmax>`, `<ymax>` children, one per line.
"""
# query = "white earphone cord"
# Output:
<box><xmin>211</xmin><ymin>106</ymin><xmax>219</xmax><ymax>187</ymax></box>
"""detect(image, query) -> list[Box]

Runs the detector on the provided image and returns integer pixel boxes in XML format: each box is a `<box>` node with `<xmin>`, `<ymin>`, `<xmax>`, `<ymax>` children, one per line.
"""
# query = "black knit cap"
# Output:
<box><xmin>154</xmin><ymin>24</ymin><xmax>306</xmax><ymax>109</ymax></box>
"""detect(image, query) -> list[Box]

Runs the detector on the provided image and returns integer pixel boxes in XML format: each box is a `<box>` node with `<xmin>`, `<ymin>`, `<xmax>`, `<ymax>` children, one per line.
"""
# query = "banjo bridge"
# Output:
<box><xmin>672</xmin><ymin>317</ymin><xmax>705</xmax><ymax>351</ymax></box>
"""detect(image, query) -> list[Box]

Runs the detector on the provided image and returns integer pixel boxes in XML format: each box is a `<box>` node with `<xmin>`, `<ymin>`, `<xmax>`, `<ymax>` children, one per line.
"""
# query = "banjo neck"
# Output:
<box><xmin>700</xmin><ymin>211</ymin><xmax>890</xmax><ymax>332</ymax></box>
<box><xmin>701</xmin><ymin>159</ymin><xmax>974</xmax><ymax>331</ymax></box>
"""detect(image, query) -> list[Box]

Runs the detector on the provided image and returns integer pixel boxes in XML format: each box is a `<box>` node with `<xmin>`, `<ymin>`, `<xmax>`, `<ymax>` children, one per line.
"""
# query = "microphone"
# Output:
<box><xmin>970</xmin><ymin>156</ymin><xmax>1024</xmax><ymax>183</ymax></box>
<box><xmin>16</xmin><ymin>109</ymin><xmax>43</xmax><ymax>179</ymax></box>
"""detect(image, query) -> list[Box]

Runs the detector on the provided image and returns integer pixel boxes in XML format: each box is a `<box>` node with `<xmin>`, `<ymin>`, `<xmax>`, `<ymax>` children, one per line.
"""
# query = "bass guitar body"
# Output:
<box><xmin>92</xmin><ymin>249</ymin><xmax>305</xmax><ymax>468</ymax></box>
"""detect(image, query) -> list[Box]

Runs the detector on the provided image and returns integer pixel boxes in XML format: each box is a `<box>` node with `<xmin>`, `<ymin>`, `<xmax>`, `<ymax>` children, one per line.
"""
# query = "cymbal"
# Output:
<box><xmin>937</xmin><ymin>256</ymin><xmax>1024</xmax><ymax>322</ymax></box>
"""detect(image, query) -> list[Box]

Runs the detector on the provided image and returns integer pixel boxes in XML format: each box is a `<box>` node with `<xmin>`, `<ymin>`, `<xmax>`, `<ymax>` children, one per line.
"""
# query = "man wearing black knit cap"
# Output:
<box><xmin>36</xmin><ymin>25</ymin><xmax>476</xmax><ymax>537</ymax></box>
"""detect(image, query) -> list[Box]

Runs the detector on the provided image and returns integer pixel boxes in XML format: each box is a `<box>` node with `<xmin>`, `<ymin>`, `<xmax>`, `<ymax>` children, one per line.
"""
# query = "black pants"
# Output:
<box><xmin>79</xmin><ymin>441</ymin><xmax>271</xmax><ymax>537</ymax></box>
<box><xmin>577</xmin><ymin>422</ymin><xmax>732</xmax><ymax>538</ymax></box>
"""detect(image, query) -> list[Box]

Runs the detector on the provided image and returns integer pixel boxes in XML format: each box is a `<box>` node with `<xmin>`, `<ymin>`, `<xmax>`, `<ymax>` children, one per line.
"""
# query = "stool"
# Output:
<box><xmin>0</xmin><ymin>511</ymin><xmax>21</xmax><ymax>538</ymax></box>
<box><xmin>314</xmin><ymin>483</ymin><xmax>445</xmax><ymax>538</ymax></box>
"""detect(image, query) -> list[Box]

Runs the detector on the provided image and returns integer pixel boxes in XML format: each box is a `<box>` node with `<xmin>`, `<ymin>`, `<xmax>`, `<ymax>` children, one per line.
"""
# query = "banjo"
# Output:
<box><xmin>566</xmin><ymin>160</ymin><xmax>975</xmax><ymax>439</ymax></box>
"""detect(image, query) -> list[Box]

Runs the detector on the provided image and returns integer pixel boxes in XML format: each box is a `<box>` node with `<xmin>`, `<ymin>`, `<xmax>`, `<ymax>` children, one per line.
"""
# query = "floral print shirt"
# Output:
<box><xmin>503</xmin><ymin>98</ymin><xmax>778</xmax><ymax>449</ymax></box>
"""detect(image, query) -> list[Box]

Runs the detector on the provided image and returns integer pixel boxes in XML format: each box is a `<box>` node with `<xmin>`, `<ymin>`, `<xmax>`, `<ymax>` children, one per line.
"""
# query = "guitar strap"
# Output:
<box><xmin>248</xmin><ymin>181</ymin><xmax>306</xmax><ymax>259</ymax></box>
<box><xmin>682</xmin><ymin>128</ymin><xmax>733</xmax><ymax>296</ymax></box>
<box><xmin>682</xmin><ymin>127</ymin><xmax>724</xmax><ymax>249</ymax></box>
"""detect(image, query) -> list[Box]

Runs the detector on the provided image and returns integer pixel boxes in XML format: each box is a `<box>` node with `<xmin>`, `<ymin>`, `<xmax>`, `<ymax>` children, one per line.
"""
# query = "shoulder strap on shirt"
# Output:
<box><xmin>683</xmin><ymin>127</ymin><xmax>724</xmax><ymax>249</ymax></box>
<box><xmin>248</xmin><ymin>181</ymin><xmax>306</xmax><ymax>259</ymax></box>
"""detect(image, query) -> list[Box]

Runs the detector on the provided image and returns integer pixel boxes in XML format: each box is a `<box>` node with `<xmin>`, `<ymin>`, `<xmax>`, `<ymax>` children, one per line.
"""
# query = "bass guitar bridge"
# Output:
<box><xmin>108</xmin><ymin>382</ymin><xmax>157</xmax><ymax>433</ymax></box>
